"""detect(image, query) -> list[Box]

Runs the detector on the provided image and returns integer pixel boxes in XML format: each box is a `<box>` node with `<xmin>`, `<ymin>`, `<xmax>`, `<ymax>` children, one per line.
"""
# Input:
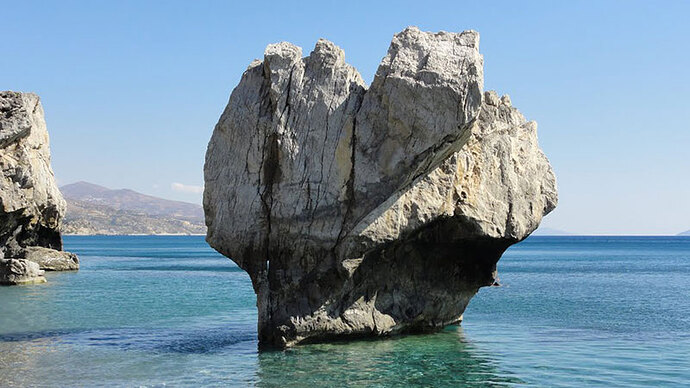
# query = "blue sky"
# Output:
<box><xmin>2</xmin><ymin>1</ymin><xmax>688</xmax><ymax>234</ymax></box>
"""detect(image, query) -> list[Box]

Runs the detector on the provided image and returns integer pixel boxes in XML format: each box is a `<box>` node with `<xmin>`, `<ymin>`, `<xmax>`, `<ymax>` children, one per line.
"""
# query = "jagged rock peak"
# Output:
<box><xmin>204</xmin><ymin>28</ymin><xmax>557</xmax><ymax>347</ymax></box>
<box><xmin>0</xmin><ymin>91</ymin><xmax>79</xmax><ymax>285</ymax></box>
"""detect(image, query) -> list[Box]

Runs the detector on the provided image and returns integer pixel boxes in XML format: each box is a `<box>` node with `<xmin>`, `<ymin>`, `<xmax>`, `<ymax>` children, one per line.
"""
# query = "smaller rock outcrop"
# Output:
<box><xmin>0</xmin><ymin>91</ymin><xmax>78</xmax><ymax>285</ymax></box>
<box><xmin>0</xmin><ymin>254</ymin><xmax>46</xmax><ymax>285</ymax></box>
<box><xmin>16</xmin><ymin>246</ymin><xmax>79</xmax><ymax>271</ymax></box>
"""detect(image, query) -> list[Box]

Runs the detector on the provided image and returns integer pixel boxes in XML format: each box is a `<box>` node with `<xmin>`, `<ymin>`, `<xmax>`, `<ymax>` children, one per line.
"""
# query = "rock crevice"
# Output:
<box><xmin>204</xmin><ymin>27</ymin><xmax>557</xmax><ymax>347</ymax></box>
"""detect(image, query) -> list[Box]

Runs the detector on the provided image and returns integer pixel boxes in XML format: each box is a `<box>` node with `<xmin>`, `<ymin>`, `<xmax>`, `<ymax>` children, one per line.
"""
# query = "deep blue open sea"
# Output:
<box><xmin>1</xmin><ymin>236</ymin><xmax>688</xmax><ymax>387</ymax></box>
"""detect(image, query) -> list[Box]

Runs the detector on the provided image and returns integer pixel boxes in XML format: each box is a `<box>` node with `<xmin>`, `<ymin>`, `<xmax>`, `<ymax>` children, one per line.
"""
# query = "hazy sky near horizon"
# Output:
<box><xmin>2</xmin><ymin>1</ymin><xmax>689</xmax><ymax>235</ymax></box>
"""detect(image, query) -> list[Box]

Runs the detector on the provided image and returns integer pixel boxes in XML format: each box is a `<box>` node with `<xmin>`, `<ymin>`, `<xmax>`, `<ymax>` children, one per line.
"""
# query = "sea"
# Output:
<box><xmin>0</xmin><ymin>236</ymin><xmax>688</xmax><ymax>387</ymax></box>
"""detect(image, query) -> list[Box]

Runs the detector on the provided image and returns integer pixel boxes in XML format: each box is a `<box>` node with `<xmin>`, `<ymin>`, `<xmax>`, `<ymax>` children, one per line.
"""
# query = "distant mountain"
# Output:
<box><xmin>60</xmin><ymin>182</ymin><xmax>205</xmax><ymax>235</ymax></box>
<box><xmin>61</xmin><ymin>181</ymin><xmax>203</xmax><ymax>221</ymax></box>
<box><xmin>679</xmin><ymin>230</ymin><xmax>690</xmax><ymax>236</ymax></box>
<box><xmin>531</xmin><ymin>226</ymin><xmax>571</xmax><ymax>236</ymax></box>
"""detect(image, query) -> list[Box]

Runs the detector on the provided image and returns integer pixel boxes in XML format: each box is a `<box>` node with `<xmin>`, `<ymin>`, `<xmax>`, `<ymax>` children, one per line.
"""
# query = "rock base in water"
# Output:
<box><xmin>17</xmin><ymin>246</ymin><xmax>79</xmax><ymax>271</ymax></box>
<box><xmin>0</xmin><ymin>258</ymin><xmax>46</xmax><ymax>285</ymax></box>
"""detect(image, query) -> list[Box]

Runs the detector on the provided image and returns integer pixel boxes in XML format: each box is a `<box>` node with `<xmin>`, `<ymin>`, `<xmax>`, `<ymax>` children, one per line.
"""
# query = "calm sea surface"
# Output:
<box><xmin>1</xmin><ymin>236</ymin><xmax>688</xmax><ymax>387</ymax></box>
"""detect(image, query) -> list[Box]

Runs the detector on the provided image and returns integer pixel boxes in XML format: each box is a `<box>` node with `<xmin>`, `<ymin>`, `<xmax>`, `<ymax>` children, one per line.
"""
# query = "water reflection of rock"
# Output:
<box><xmin>256</xmin><ymin>326</ymin><xmax>523</xmax><ymax>387</ymax></box>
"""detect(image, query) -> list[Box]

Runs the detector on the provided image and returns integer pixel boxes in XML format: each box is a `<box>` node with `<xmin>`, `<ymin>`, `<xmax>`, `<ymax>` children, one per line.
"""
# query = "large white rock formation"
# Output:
<box><xmin>204</xmin><ymin>27</ymin><xmax>557</xmax><ymax>347</ymax></box>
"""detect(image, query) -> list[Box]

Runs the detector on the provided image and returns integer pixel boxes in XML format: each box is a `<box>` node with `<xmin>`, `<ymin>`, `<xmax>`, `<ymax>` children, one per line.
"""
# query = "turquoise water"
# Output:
<box><xmin>1</xmin><ymin>236</ymin><xmax>688</xmax><ymax>387</ymax></box>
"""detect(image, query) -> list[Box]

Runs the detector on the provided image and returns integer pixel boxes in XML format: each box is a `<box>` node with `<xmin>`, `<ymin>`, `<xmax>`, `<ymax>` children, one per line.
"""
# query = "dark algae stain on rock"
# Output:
<box><xmin>203</xmin><ymin>27</ymin><xmax>557</xmax><ymax>347</ymax></box>
<box><xmin>0</xmin><ymin>91</ymin><xmax>79</xmax><ymax>285</ymax></box>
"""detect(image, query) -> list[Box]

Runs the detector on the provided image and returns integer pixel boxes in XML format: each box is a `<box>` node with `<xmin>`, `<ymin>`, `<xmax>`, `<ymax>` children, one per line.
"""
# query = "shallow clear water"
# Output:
<box><xmin>1</xmin><ymin>236</ymin><xmax>688</xmax><ymax>387</ymax></box>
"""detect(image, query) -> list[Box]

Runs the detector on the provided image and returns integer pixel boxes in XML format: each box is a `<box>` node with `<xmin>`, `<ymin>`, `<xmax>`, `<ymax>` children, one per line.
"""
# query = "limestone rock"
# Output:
<box><xmin>0</xmin><ymin>91</ymin><xmax>78</xmax><ymax>282</ymax></box>
<box><xmin>204</xmin><ymin>27</ymin><xmax>557</xmax><ymax>347</ymax></box>
<box><xmin>17</xmin><ymin>246</ymin><xmax>79</xmax><ymax>271</ymax></box>
<box><xmin>0</xmin><ymin>258</ymin><xmax>46</xmax><ymax>285</ymax></box>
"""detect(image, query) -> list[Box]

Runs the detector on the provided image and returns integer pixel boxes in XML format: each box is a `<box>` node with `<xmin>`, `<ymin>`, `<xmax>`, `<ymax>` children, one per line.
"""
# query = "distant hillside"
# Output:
<box><xmin>62</xmin><ymin>181</ymin><xmax>203</xmax><ymax>221</ymax></box>
<box><xmin>60</xmin><ymin>182</ymin><xmax>205</xmax><ymax>235</ymax></box>
<box><xmin>679</xmin><ymin>230</ymin><xmax>690</xmax><ymax>236</ymax></box>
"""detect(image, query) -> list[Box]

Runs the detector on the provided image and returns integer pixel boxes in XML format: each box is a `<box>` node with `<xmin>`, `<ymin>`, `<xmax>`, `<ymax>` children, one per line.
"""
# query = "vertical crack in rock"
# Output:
<box><xmin>204</xmin><ymin>27</ymin><xmax>558</xmax><ymax>347</ymax></box>
<box><xmin>335</xmin><ymin>115</ymin><xmax>357</xmax><ymax>249</ymax></box>
<box><xmin>1</xmin><ymin>91</ymin><xmax>79</xmax><ymax>285</ymax></box>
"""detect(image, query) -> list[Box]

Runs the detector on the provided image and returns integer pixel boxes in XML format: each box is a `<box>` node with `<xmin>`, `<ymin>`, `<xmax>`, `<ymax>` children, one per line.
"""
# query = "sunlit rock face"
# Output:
<box><xmin>0</xmin><ymin>91</ymin><xmax>79</xmax><ymax>285</ymax></box>
<box><xmin>204</xmin><ymin>27</ymin><xmax>557</xmax><ymax>347</ymax></box>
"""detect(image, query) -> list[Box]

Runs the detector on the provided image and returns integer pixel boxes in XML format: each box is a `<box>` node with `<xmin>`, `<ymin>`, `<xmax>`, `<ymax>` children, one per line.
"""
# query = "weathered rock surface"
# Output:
<box><xmin>0</xmin><ymin>91</ymin><xmax>78</xmax><ymax>284</ymax></box>
<box><xmin>204</xmin><ymin>27</ymin><xmax>557</xmax><ymax>347</ymax></box>
<box><xmin>16</xmin><ymin>246</ymin><xmax>79</xmax><ymax>271</ymax></box>
<box><xmin>0</xmin><ymin>257</ymin><xmax>46</xmax><ymax>285</ymax></box>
